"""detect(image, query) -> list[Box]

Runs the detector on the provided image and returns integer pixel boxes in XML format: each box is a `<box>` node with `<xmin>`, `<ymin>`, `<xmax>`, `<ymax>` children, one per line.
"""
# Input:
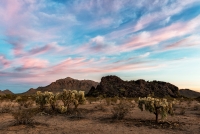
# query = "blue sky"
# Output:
<box><xmin>0</xmin><ymin>0</ymin><xmax>200</xmax><ymax>93</ymax></box>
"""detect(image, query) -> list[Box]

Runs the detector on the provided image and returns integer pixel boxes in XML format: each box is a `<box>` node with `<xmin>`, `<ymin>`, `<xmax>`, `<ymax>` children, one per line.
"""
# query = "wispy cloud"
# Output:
<box><xmin>0</xmin><ymin>0</ymin><xmax>200</xmax><ymax>92</ymax></box>
<box><xmin>0</xmin><ymin>55</ymin><xmax>11</xmax><ymax>69</ymax></box>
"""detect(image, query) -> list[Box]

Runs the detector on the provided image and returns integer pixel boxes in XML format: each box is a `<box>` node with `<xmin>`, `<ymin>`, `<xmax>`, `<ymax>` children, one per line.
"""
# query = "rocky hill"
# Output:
<box><xmin>23</xmin><ymin>77</ymin><xmax>98</xmax><ymax>95</ymax></box>
<box><xmin>87</xmin><ymin>75</ymin><xmax>180</xmax><ymax>98</ymax></box>
<box><xmin>0</xmin><ymin>89</ymin><xmax>14</xmax><ymax>95</ymax></box>
<box><xmin>179</xmin><ymin>89</ymin><xmax>200</xmax><ymax>98</ymax></box>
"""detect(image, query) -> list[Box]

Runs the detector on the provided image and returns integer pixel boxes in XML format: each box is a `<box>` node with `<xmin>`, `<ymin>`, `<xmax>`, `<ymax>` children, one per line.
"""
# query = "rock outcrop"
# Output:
<box><xmin>87</xmin><ymin>75</ymin><xmax>180</xmax><ymax>98</ymax></box>
<box><xmin>179</xmin><ymin>89</ymin><xmax>200</xmax><ymax>98</ymax></box>
<box><xmin>23</xmin><ymin>77</ymin><xmax>98</xmax><ymax>95</ymax></box>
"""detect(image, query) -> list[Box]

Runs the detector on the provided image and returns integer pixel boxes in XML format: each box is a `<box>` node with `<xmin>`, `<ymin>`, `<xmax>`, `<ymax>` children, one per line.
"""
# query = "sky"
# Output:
<box><xmin>0</xmin><ymin>0</ymin><xmax>200</xmax><ymax>93</ymax></box>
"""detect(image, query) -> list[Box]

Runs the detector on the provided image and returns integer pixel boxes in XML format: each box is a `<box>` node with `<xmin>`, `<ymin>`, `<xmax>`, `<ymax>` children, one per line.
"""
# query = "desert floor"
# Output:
<box><xmin>0</xmin><ymin>99</ymin><xmax>200</xmax><ymax>134</ymax></box>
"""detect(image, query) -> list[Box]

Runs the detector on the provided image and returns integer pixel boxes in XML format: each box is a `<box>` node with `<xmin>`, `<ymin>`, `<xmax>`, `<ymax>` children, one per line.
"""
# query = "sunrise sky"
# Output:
<box><xmin>0</xmin><ymin>0</ymin><xmax>200</xmax><ymax>93</ymax></box>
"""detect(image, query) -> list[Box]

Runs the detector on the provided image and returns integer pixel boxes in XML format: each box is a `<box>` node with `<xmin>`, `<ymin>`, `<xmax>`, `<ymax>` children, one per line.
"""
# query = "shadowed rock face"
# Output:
<box><xmin>87</xmin><ymin>75</ymin><xmax>180</xmax><ymax>98</ymax></box>
<box><xmin>23</xmin><ymin>77</ymin><xmax>98</xmax><ymax>95</ymax></box>
<box><xmin>179</xmin><ymin>89</ymin><xmax>200</xmax><ymax>98</ymax></box>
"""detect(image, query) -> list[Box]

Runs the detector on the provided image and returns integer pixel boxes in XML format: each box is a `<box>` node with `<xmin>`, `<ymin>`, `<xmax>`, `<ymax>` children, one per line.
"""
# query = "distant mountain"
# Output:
<box><xmin>23</xmin><ymin>77</ymin><xmax>99</xmax><ymax>95</ymax></box>
<box><xmin>179</xmin><ymin>89</ymin><xmax>200</xmax><ymax>98</ymax></box>
<box><xmin>0</xmin><ymin>89</ymin><xmax>14</xmax><ymax>95</ymax></box>
<box><xmin>87</xmin><ymin>75</ymin><xmax>180</xmax><ymax>98</ymax></box>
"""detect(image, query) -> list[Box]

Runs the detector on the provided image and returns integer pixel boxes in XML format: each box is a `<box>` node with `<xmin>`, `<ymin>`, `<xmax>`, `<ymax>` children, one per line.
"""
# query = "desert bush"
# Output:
<box><xmin>24</xmin><ymin>100</ymin><xmax>34</xmax><ymax>108</ymax></box>
<box><xmin>94</xmin><ymin>104</ymin><xmax>107</xmax><ymax>112</ymax></box>
<box><xmin>138</xmin><ymin>97</ymin><xmax>176</xmax><ymax>123</ymax></box>
<box><xmin>0</xmin><ymin>94</ymin><xmax>17</xmax><ymax>101</ymax></box>
<box><xmin>12</xmin><ymin>108</ymin><xmax>38</xmax><ymax>125</ymax></box>
<box><xmin>86</xmin><ymin>97</ymin><xmax>99</xmax><ymax>104</ymax></box>
<box><xmin>97</xmin><ymin>95</ymin><xmax>104</xmax><ymax>103</ymax></box>
<box><xmin>105</xmin><ymin>98</ymin><xmax>111</xmax><ymax>106</ymax></box>
<box><xmin>0</xmin><ymin>101</ymin><xmax>13</xmax><ymax>113</ymax></box>
<box><xmin>187</xmin><ymin>100</ymin><xmax>192</xmax><ymax>107</ymax></box>
<box><xmin>111</xmin><ymin>99</ymin><xmax>132</xmax><ymax>120</ymax></box>
<box><xmin>15</xmin><ymin>96</ymin><xmax>34</xmax><ymax>108</ymax></box>
<box><xmin>110</xmin><ymin>96</ymin><xmax>119</xmax><ymax>104</ymax></box>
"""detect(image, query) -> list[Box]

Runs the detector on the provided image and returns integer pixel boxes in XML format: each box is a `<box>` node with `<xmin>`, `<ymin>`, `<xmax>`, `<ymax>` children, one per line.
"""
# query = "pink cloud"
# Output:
<box><xmin>28</xmin><ymin>42</ymin><xmax>64</xmax><ymax>56</ymax></box>
<box><xmin>22</xmin><ymin>58</ymin><xmax>48</xmax><ymax>68</ymax></box>
<box><xmin>48</xmin><ymin>57</ymin><xmax>92</xmax><ymax>74</ymax></box>
<box><xmin>164</xmin><ymin>35</ymin><xmax>200</xmax><ymax>50</ymax></box>
<box><xmin>2</xmin><ymin>55</ymin><xmax>164</xmax><ymax>84</ymax></box>
<box><xmin>1</xmin><ymin>0</ymin><xmax>23</xmax><ymax>24</ymax></box>
<box><xmin>0</xmin><ymin>55</ymin><xmax>11</xmax><ymax>69</ymax></box>
<box><xmin>15</xmin><ymin>57</ymin><xmax>48</xmax><ymax>71</ymax></box>
<box><xmin>117</xmin><ymin>15</ymin><xmax>200</xmax><ymax>53</ymax></box>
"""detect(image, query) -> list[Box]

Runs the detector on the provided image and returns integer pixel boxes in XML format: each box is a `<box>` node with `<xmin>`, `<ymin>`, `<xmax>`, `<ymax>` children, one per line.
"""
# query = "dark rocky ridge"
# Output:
<box><xmin>23</xmin><ymin>77</ymin><xmax>98</xmax><ymax>95</ymax></box>
<box><xmin>179</xmin><ymin>89</ymin><xmax>200</xmax><ymax>98</ymax></box>
<box><xmin>0</xmin><ymin>89</ymin><xmax>14</xmax><ymax>95</ymax></box>
<box><xmin>87</xmin><ymin>75</ymin><xmax>180</xmax><ymax>98</ymax></box>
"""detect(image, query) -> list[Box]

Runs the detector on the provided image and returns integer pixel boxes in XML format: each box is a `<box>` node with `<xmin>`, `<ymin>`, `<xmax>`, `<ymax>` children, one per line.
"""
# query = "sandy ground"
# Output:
<box><xmin>0</xmin><ymin>99</ymin><xmax>200</xmax><ymax>134</ymax></box>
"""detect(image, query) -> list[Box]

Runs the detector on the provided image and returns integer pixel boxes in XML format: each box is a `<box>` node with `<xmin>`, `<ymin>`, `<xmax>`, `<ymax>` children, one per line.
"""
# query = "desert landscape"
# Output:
<box><xmin>1</xmin><ymin>1</ymin><xmax>200</xmax><ymax>134</ymax></box>
<box><xmin>0</xmin><ymin>96</ymin><xmax>200</xmax><ymax>134</ymax></box>
<box><xmin>0</xmin><ymin>76</ymin><xmax>200</xmax><ymax>134</ymax></box>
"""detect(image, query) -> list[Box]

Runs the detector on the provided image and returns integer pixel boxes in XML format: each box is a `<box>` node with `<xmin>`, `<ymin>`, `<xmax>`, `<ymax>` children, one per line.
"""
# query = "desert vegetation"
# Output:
<box><xmin>0</xmin><ymin>91</ymin><xmax>200</xmax><ymax>134</ymax></box>
<box><xmin>138</xmin><ymin>97</ymin><xmax>176</xmax><ymax>123</ymax></box>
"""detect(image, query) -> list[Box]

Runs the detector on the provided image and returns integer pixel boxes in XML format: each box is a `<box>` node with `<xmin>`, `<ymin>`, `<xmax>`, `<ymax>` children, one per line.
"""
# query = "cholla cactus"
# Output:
<box><xmin>58</xmin><ymin>105</ymin><xmax>67</xmax><ymax>114</ymax></box>
<box><xmin>46</xmin><ymin>92</ymin><xmax>59</xmax><ymax>111</ymax></box>
<box><xmin>35</xmin><ymin>91</ymin><xmax>50</xmax><ymax>110</ymax></box>
<box><xmin>138</xmin><ymin>97</ymin><xmax>176</xmax><ymax>123</ymax></box>
<box><xmin>59</xmin><ymin>89</ymin><xmax>86</xmax><ymax>110</ymax></box>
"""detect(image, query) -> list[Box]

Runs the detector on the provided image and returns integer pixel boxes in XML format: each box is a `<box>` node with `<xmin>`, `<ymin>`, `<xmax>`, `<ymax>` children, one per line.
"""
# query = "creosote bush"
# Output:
<box><xmin>138</xmin><ymin>97</ymin><xmax>176</xmax><ymax>123</ymax></box>
<box><xmin>12</xmin><ymin>108</ymin><xmax>39</xmax><ymax>125</ymax></box>
<box><xmin>15</xmin><ymin>96</ymin><xmax>34</xmax><ymax>108</ymax></box>
<box><xmin>111</xmin><ymin>99</ymin><xmax>132</xmax><ymax>120</ymax></box>
<box><xmin>0</xmin><ymin>101</ymin><xmax>13</xmax><ymax>113</ymax></box>
<box><xmin>94</xmin><ymin>104</ymin><xmax>107</xmax><ymax>112</ymax></box>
